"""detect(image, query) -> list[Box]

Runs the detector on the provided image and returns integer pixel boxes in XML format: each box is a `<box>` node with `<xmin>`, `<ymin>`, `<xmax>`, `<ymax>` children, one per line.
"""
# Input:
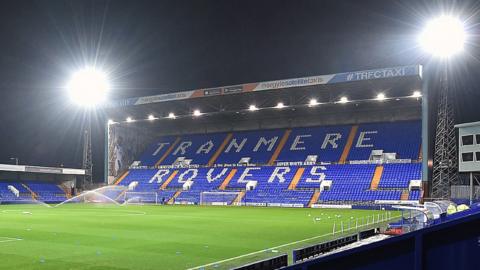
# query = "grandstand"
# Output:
<box><xmin>0</xmin><ymin>164</ymin><xmax>83</xmax><ymax>204</ymax></box>
<box><xmin>106</xmin><ymin>66</ymin><xmax>424</xmax><ymax>209</ymax></box>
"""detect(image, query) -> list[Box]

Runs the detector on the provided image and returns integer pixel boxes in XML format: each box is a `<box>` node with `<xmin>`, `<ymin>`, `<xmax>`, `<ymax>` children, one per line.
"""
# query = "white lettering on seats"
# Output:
<box><xmin>173</xmin><ymin>141</ymin><xmax>192</xmax><ymax>155</ymax></box>
<box><xmin>253</xmin><ymin>137</ymin><xmax>278</xmax><ymax>152</ymax></box>
<box><xmin>178</xmin><ymin>169</ymin><xmax>198</xmax><ymax>183</ymax></box>
<box><xmin>152</xmin><ymin>142</ymin><xmax>170</xmax><ymax>156</ymax></box>
<box><xmin>290</xmin><ymin>135</ymin><xmax>311</xmax><ymax>150</ymax></box>
<box><xmin>356</xmin><ymin>131</ymin><xmax>377</xmax><ymax>148</ymax></box>
<box><xmin>321</xmin><ymin>133</ymin><xmax>342</xmax><ymax>149</ymax></box>
<box><xmin>268</xmin><ymin>167</ymin><xmax>291</xmax><ymax>183</ymax></box>
<box><xmin>224</xmin><ymin>138</ymin><xmax>247</xmax><ymax>153</ymax></box>
<box><xmin>206</xmin><ymin>168</ymin><xmax>229</xmax><ymax>183</ymax></box>
<box><xmin>196</xmin><ymin>140</ymin><xmax>214</xmax><ymax>154</ymax></box>
<box><xmin>306</xmin><ymin>166</ymin><xmax>326</xmax><ymax>182</ymax></box>
<box><xmin>149</xmin><ymin>169</ymin><xmax>171</xmax><ymax>183</ymax></box>
<box><xmin>237</xmin><ymin>167</ymin><xmax>261</xmax><ymax>183</ymax></box>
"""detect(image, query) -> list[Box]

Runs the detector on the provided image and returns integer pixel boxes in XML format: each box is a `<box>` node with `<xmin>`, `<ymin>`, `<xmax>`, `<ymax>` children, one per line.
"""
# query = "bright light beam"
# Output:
<box><xmin>67</xmin><ymin>67</ymin><xmax>110</xmax><ymax>107</ymax></box>
<box><xmin>419</xmin><ymin>16</ymin><xmax>466</xmax><ymax>58</ymax></box>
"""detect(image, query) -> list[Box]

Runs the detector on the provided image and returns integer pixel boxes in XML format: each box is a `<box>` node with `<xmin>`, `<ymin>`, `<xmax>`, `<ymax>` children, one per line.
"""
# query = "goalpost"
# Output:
<box><xmin>123</xmin><ymin>191</ymin><xmax>159</xmax><ymax>205</ymax></box>
<box><xmin>200</xmin><ymin>191</ymin><xmax>243</xmax><ymax>206</ymax></box>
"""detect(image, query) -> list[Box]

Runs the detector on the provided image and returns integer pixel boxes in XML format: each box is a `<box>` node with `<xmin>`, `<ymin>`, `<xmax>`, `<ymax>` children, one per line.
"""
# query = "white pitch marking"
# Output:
<box><xmin>186</xmin><ymin>213</ymin><xmax>402</xmax><ymax>270</ymax></box>
<box><xmin>0</xmin><ymin>237</ymin><xmax>23</xmax><ymax>243</ymax></box>
<box><xmin>186</xmin><ymin>232</ymin><xmax>333</xmax><ymax>270</ymax></box>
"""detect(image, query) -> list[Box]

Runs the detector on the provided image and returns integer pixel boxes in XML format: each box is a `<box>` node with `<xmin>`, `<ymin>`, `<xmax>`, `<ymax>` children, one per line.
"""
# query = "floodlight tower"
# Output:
<box><xmin>67</xmin><ymin>67</ymin><xmax>110</xmax><ymax>188</ymax></box>
<box><xmin>419</xmin><ymin>16</ymin><xmax>466</xmax><ymax>199</ymax></box>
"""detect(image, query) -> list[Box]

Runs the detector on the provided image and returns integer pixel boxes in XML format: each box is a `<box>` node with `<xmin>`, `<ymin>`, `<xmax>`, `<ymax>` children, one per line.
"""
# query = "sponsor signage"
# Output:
<box><xmin>107</xmin><ymin>65</ymin><xmax>421</xmax><ymax>108</ymax></box>
<box><xmin>374</xmin><ymin>200</ymin><xmax>419</xmax><ymax>205</ymax></box>
<box><xmin>311</xmin><ymin>204</ymin><xmax>352</xmax><ymax>209</ymax></box>
<box><xmin>223</xmin><ymin>85</ymin><xmax>243</xmax><ymax>94</ymax></box>
<box><xmin>25</xmin><ymin>166</ymin><xmax>62</xmax><ymax>174</ymax></box>
<box><xmin>204</xmin><ymin>88</ymin><xmax>222</xmax><ymax>96</ymax></box>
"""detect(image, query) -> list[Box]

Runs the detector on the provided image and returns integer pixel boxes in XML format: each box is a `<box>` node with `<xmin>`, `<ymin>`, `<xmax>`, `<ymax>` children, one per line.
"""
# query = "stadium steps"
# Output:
<box><xmin>288</xmin><ymin>167</ymin><xmax>305</xmax><ymax>190</ymax></box>
<box><xmin>114</xmin><ymin>171</ymin><xmax>130</xmax><ymax>185</ymax></box>
<box><xmin>219</xmin><ymin>169</ymin><xmax>237</xmax><ymax>190</ymax></box>
<box><xmin>232</xmin><ymin>191</ymin><xmax>246</xmax><ymax>205</ymax></box>
<box><xmin>115</xmin><ymin>190</ymin><xmax>127</xmax><ymax>201</ymax></box>
<box><xmin>339</xmin><ymin>125</ymin><xmax>359</xmax><ymax>164</ymax></box>
<box><xmin>160</xmin><ymin>170</ymin><xmax>179</xmax><ymax>189</ymax></box>
<box><xmin>58</xmin><ymin>184</ymin><xmax>72</xmax><ymax>199</ymax></box>
<box><xmin>308</xmin><ymin>190</ymin><xmax>321</xmax><ymax>207</ymax></box>
<box><xmin>21</xmin><ymin>183</ymin><xmax>38</xmax><ymax>200</ymax></box>
<box><xmin>401</xmin><ymin>190</ymin><xmax>409</xmax><ymax>201</ymax></box>
<box><xmin>208</xmin><ymin>133</ymin><xmax>233</xmax><ymax>166</ymax></box>
<box><xmin>155</xmin><ymin>137</ymin><xmax>181</xmax><ymax>166</ymax></box>
<box><xmin>369</xmin><ymin>165</ymin><xmax>384</xmax><ymax>190</ymax></box>
<box><xmin>418</xmin><ymin>143</ymin><xmax>422</xmax><ymax>161</ymax></box>
<box><xmin>268</xmin><ymin>129</ymin><xmax>292</xmax><ymax>165</ymax></box>
<box><xmin>168</xmin><ymin>190</ymin><xmax>182</xmax><ymax>204</ymax></box>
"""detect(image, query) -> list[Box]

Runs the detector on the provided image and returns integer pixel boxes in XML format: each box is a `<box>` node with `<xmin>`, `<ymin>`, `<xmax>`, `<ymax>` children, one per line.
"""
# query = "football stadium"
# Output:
<box><xmin>1</xmin><ymin>2</ymin><xmax>480</xmax><ymax>270</ymax></box>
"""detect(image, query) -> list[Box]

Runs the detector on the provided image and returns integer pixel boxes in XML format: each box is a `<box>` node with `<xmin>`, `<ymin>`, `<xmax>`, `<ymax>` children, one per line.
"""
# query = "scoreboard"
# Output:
<box><xmin>455</xmin><ymin>121</ymin><xmax>480</xmax><ymax>172</ymax></box>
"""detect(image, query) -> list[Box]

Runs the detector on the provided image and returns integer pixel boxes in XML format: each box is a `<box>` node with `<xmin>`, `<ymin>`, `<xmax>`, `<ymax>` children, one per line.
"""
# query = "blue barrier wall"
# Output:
<box><xmin>286</xmin><ymin>211</ymin><xmax>480</xmax><ymax>270</ymax></box>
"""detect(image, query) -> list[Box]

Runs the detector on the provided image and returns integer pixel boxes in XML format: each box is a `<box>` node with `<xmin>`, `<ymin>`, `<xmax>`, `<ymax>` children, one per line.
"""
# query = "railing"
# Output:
<box><xmin>187</xmin><ymin>211</ymin><xmax>401</xmax><ymax>270</ymax></box>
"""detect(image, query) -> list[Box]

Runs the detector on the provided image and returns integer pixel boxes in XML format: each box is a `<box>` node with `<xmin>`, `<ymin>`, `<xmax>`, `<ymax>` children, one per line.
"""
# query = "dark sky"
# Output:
<box><xmin>0</xmin><ymin>0</ymin><xmax>479</xmax><ymax>179</ymax></box>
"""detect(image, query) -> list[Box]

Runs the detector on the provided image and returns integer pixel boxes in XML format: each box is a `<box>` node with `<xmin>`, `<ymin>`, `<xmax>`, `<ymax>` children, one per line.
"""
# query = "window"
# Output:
<box><xmin>462</xmin><ymin>135</ymin><xmax>474</xmax><ymax>145</ymax></box>
<box><xmin>476</xmin><ymin>152</ymin><xmax>480</xmax><ymax>162</ymax></box>
<box><xmin>462</xmin><ymin>152</ymin><xmax>474</xmax><ymax>162</ymax></box>
<box><xmin>476</xmin><ymin>134</ymin><xmax>480</xmax><ymax>145</ymax></box>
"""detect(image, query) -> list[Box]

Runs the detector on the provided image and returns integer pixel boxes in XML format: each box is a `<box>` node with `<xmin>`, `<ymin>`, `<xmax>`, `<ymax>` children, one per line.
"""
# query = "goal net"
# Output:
<box><xmin>123</xmin><ymin>192</ymin><xmax>159</xmax><ymax>205</ymax></box>
<box><xmin>200</xmin><ymin>191</ymin><xmax>242</xmax><ymax>206</ymax></box>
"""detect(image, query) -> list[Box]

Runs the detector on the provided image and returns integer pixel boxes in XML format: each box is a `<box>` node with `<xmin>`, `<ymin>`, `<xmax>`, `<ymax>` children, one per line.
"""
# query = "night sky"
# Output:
<box><xmin>0</xmin><ymin>0</ymin><xmax>479</xmax><ymax>180</ymax></box>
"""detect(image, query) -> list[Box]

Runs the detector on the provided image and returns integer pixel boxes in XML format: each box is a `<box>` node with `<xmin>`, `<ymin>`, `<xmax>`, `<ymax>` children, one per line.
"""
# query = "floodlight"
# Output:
<box><xmin>419</xmin><ymin>16</ymin><xmax>466</xmax><ymax>58</ymax></box>
<box><xmin>148</xmin><ymin>114</ymin><xmax>156</xmax><ymax>121</ymax></box>
<box><xmin>248</xmin><ymin>105</ymin><xmax>258</xmax><ymax>111</ymax></box>
<box><xmin>276</xmin><ymin>102</ymin><xmax>285</xmax><ymax>109</ymax></box>
<box><xmin>126</xmin><ymin>117</ymin><xmax>133</xmax><ymax>122</ymax></box>
<box><xmin>309</xmin><ymin>99</ymin><xmax>319</xmax><ymax>106</ymax></box>
<box><xmin>67</xmin><ymin>67</ymin><xmax>110</xmax><ymax>107</ymax></box>
<box><xmin>107</xmin><ymin>119</ymin><xmax>115</xmax><ymax>125</ymax></box>
<box><xmin>339</xmin><ymin>96</ymin><xmax>349</xmax><ymax>103</ymax></box>
<box><xmin>168</xmin><ymin>112</ymin><xmax>176</xmax><ymax>119</ymax></box>
<box><xmin>193</xmin><ymin>109</ymin><xmax>201</xmax><ymax>116</ymax></box>
<box><xmin>412</xmin><ymin>91</ymin><xmax>422</xmax><ymax>98</ymax></box>
<box><xmin>376</xmin><ymin>93</ymin><xmax>386</xmax><ymax>101</ymax></box>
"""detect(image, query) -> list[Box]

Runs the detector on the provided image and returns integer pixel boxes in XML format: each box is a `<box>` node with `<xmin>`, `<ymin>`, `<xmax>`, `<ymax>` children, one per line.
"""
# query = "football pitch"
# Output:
<box><xmin>0</xmin><ymin>204</ymin><xmax>391</xmax><ymax>270</ymax></box>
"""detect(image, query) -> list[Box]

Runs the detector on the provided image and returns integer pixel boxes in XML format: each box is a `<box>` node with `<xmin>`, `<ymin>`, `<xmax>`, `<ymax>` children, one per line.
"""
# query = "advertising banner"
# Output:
<box><xmin>107</xmin><ymin>124</ymin><xmax>155</xmax><ymax>182</ymax></box>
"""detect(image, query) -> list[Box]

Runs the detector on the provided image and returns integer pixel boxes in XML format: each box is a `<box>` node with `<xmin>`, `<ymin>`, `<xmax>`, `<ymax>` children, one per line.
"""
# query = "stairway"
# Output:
<box><xmin>268</xmin><ymin>129</ymin><xmax>292</xmax><ymax>165</ymax></box>
<box><xmin>21</xmin><ymin>183</ymin><xmax>37</xmax><ymax>200</ymax></box>
<box><xmin>208</xmin><ymin>133</ymin><xmax>233</xmax><ymax>166</ymax></box>
<box><xmin>308</xmin><ymin>190</ymin><xmax>321</xmax><ymax>207</ymax></box>
<box><xmin>219</xmin><ymin>169</ymin><xmax>237</xmax><ymax>190</ymax></box>
<box><xmin>370</xmin><ymin>165</ymin><xmax>384</xmax><ymax>190</ymax></box>
<box><xmin>58</xmin><ymin>184</ymin><xmax>72</xmax><ymax>199</ymax></box>
<box><xmin>115</xmin><ymin>190</ymin><xmax>127</xmax><ymax>201</ymax></box>
<box><xmin>114</xmin><ymin>171</ymin><xmax>130</xmax><ymax>185</ymax></box>
<box><xmin>232</xmin><ymin>191</ymin><xmax>246</xmax><ymax>205</ymax></box>
<box><xmin>168</xmin><ymin>190</ymin><xmax>182</xmax><ymax>204</ymax></box>
<box><xmin>339</xmin><ymin>125</ymin><xmax>359</xmax><ymax>164</ymax></box>
<box><xmin>155</xmin><ymin>137</ymin><xmax>181</xmax><ymax>166</ymax></box>
<box><xmin>160</xmin><ymin>170</ymin><xmax>178</xmax><ymax>190</ymax></box>
<box><xmin>288</xmin><ymin>168</ymin><xmax>305</xmax><ymax>190</ymax></box>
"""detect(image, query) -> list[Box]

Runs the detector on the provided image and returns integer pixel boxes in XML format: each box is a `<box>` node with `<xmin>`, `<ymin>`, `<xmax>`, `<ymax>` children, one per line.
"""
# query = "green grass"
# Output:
<box><xmin>0</xmin><ymin>204</ymin><xmax>390</xmax><ymax>270</ymax></box>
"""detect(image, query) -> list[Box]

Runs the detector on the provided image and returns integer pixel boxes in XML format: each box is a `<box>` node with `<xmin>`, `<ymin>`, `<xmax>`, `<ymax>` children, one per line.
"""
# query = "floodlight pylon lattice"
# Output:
<box><xmin>82</xmin><ymin>115</ymin><xmax>93</xmax><ymax>188</ymax></box>
<box><xmin>431</xmin><ymin>68</ymin><xmax>459</xmax><ymax>199</ymax></box>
